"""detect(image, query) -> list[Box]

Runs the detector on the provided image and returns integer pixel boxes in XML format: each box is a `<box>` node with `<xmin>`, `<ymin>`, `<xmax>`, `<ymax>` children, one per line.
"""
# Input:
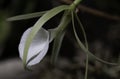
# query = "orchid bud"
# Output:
<box><xmin>18</xmin><ymin>27</ymin><xmax>49</xmax><ymax>66</ymax></box>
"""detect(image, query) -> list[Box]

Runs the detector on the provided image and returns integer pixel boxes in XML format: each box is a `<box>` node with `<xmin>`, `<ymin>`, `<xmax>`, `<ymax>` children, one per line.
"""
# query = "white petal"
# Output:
<box><xmin>18</xmin><ymin>27</ymin><xmax>49</xmax><ymax>66</ymax></box>
<box><xmin>27</xmin><ymin>40</ymin><xmax>49</xmax><ymax>66</ymax></box>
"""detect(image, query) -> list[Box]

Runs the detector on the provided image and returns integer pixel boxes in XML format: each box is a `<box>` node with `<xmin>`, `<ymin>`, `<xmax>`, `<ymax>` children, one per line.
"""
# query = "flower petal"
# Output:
<box><xmin>18</xmin><ymin>27</ymin><xmax>49</xmax><ymax>66</ymax></box>
<box><xmin>27</xmin><ymin>40</ymin><xmax>49</xmax><ymax>66</ymax></box>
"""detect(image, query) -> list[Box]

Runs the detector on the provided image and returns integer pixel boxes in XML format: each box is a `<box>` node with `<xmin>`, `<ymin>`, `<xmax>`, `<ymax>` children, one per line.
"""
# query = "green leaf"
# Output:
<box><xmin>23</xmin><ymin>5</ymin><xmax>69</xmax><ymax>66</ymax></box>
<box><xmin>7</xmin><ymin>11</ymin><xmax>47</xmax><ymax>21</ymax></box>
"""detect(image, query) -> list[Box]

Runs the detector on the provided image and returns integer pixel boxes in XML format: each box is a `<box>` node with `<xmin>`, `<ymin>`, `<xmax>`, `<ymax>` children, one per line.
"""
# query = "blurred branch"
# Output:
<box><xmin>60</xmin><ymin>0</ymin><xmax>120</xmax><ymax>21</ymax></box>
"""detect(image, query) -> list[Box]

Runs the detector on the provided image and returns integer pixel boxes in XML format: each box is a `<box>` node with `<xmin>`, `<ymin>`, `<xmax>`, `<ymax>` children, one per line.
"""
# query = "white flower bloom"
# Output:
<box><xmin>18</xmin><ymin>27</ymin><xmax>49</xmax><ymax>66</ymax></box>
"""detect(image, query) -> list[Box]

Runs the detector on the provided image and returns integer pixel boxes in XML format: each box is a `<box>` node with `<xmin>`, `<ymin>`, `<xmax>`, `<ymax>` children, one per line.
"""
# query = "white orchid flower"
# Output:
<box><xmin>18</xmin><ymin>27</ymin><xmax>49</xmax><ymax>66</ymax></box>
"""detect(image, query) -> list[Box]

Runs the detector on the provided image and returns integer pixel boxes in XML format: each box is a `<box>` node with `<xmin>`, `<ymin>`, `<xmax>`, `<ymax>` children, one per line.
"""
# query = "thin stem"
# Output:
<box><xmin>74</xmin><ymin>13</ymin><xmax>89</xmax><ymax>79</ymax></box>
<box><xmin>51</xmin><ymin>0</ymin><xmax>82</xmax><ymax>65</ymax></box>
<box><xmin>85</xmin><ymin>54</ymin><xmax>88</xmax><ymax>79</ymax></box>
<box><xmin>73</xmin><ymin>0</ymin><xmax>82</xmax><ymax>6</ymax></box>
<box><xmin>71</xmin><ymin>12</ymin><xmax>118</xmax><ymax>66</ymax></box>
<box><xmin>51</xmin><ymin>11</ymin><xmax>71</xmax><ymax>65</ymax></box>
<box><xmin>70</xmin><ymin>0</ymin><xmax>82</xmax><ymax>10</ymax></box>
<box><xmin>72</xmin><ymin>11</ymin><xmax>89</xmax><ymax>79</ymax></box>
<box><xmin>74</xmin><ymin>13</ymin><xmax>88</xmax><ymax>48</ymax></box>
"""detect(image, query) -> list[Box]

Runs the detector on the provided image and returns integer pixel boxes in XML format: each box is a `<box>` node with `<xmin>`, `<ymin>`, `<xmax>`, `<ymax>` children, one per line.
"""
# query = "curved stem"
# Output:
<box><xmin>72</xmin><ymin>11</ymin><xmax>89</xmax><ymax>79</ymax></box>
<box><xmin>75</xmin><ymin>13</ymin><xmax>89</xmax><ymax>79</ymax></box>
<box><xmin>51</xmin><ymin>11</ymin><xmax>71</xmax><ymax>65</ymax></box>
<box><xmin>71</xmin><ymin>12</ymin><xmax>118</xmax><ymax>66</ymax></box>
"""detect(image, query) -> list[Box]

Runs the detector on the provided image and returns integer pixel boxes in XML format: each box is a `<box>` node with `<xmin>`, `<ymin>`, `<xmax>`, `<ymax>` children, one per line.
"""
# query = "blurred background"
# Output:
<box><xmin>0</xmin><ymin>0</ymin><xmax>120</xmax><ymax>79</ymax></box>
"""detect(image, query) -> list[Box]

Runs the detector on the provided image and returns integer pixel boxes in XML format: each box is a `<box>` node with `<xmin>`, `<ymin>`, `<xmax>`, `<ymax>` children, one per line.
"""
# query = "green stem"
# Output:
<box><xmin>51</xmin><ymin>0</ymin><xmax>82</xmax><ymax>65</ymax></box>
<box><xmin>51</xmin><ymin>11</ymin><xmax>71</xmax><ymax>64</ymax></box>
<box><xmin>56</xmin><ymin>0</ymin><xmax>83</xmax><ymax>32</ymax></box>
<box><xmin>72</xmin><ymin>11</ymin><xmax>89</xmax><ymax>79</ymax></box>
<box><xmin>70</xmin><ymin>0</ymin><xmax>82</xmax><ymax>10</ymax></box>
<box><xmin>74</xmin><ymin>13</ymin><xmax>88</xmax><ymax>79</ymax></box>
<box><xmin>73</xmin><ymin>0</ymin><xmax>82</xmax><ymax>7</ymax></box>
<box><xmin>56</xmin><ymin>11</ymin><xmax>71</xmax><ymax>32</ymax></box>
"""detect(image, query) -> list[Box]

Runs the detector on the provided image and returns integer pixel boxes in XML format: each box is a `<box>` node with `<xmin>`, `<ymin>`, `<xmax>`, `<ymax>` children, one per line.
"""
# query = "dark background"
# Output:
<box><xmin>0</xmin><ymin>0</ymin><xmax>120</xmax><ymax>79</ymax></box>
